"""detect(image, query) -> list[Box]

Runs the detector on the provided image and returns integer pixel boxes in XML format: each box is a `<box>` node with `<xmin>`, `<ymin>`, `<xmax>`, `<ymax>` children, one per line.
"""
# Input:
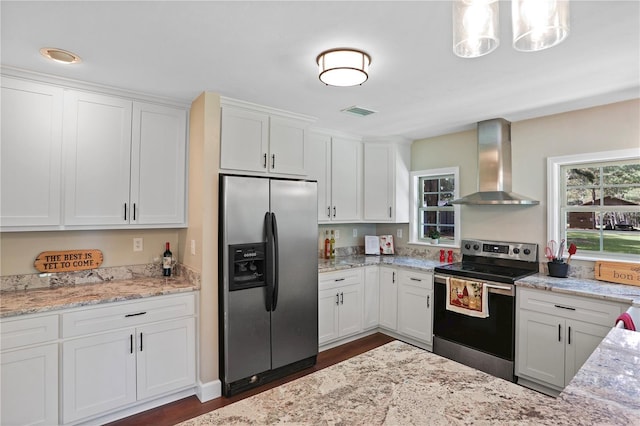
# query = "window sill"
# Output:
<box><xmin>564</xmin><ymin>253</ymin><xmax>640</xmax><ymax>263</ymax></box>
<box><xmin>408</xmin><ymin>240</ymin><xmax>459</xmax><ymax>249</ymax></box>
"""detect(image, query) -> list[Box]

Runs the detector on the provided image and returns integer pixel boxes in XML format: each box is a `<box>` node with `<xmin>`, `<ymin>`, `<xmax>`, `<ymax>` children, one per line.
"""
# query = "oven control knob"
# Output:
<box><xmin>513</xmin><ymin>248</ymin><xmax>520</xmax><ymax>254</ymax></box>
<box><xmin>465</xmin><ymin>243</ymin><xmax>471</xmax><ymax>250</ymax></box>
<box><xmin>473</xmin><ymin>244</ymin><xmax>480</xmax><ymax>251</ymax></box>
<box><xmin>524</xmin><ymin>248</ymin><xmax>531</xmax><ymax>255</ymax></box>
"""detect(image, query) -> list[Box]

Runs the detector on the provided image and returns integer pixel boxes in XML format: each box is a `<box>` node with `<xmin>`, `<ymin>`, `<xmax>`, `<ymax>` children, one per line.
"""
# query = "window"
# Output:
<box><xmin>410</xmin><ymin>167</ymin><xmax>460</xmax><ymax>246</ymax></box>
<box><xmin>548</xmin><ymin>149</ymin><xmax>640</xmax><ymax>261</ymax></box>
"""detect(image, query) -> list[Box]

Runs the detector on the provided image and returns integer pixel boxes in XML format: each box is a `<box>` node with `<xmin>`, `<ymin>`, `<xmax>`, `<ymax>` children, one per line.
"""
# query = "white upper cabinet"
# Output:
<box><xmin>306</xmin><ymin>130</ymin><xmax>363</xmax><ymax>223</ymax></box>
<box><xmin>1</xmin><ymin>77</ymin><xmax>63</xmax><ymax>227</ymax></box>
<box><xmin>132</xmin><ymin>102</ymin><xmax>187</xmax><ymax>225</ymax></box>
<box><xmin>63</xmin><ymin>92</ymin><xmax>187</xmax><ymax>228</ymax></box>
<box><xmin>220</xmin><ymin>99</ymin><xmax>313</xmax><ymax>177</ymax></box>
<box><xmin>63</xmin><ymin>91</ymin><xmax>133</xmax><ymax>225</ymax></box>
<box><xmin>220</xmin><ymin>106</ymin><xmax>269</xmax><ymax>172</ymax></box>
<box><xmin>363</xmin><ymin>141</ymin><xmax>410</xmax><ymax>223</ymax></box>
<box><xmin>1</xmin><ymin>73</ymin><xmax>189</xmax><ymax>231</ymax></box>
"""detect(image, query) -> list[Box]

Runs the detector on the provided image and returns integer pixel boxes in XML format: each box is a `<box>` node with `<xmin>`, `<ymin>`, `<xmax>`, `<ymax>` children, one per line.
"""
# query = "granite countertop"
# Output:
<box><xmin>0</xmin><ymin>276</ymin><xmax>198</xmax><ymax>319</ymax></box>
<box><xmin>318</xmin><ymin>255</ymin><xmax>441</xmax><ymax>273</ymax></box>
<box><xmin>517</xmin><ymin>274</ymin><xmax>640</xmax><ymax>306</ymax></box>
<box><xmin>560</xmin><ymin>326</ymin><xmax>640</xmax><ymax>414</ymax></box>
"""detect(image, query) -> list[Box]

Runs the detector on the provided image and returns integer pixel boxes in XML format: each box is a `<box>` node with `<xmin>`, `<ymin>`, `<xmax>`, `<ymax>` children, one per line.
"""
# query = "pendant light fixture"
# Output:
<box><xmin>452</xmin><ymin>0</ymin><xmax>570</xmax><ymax>58</ymax></box>
<box><xmin>512</xmin><ymin>0</ymin><xmax>570</xmax><ymax>52</ymax></box>
<box><xmin>453</xmin><ymin>0</ymin><xmax>500</xmax><ymax>58</ymax></box>
<box><xmin>316</xmin><ymin>48</ymin><xmax>371</xmax><ymax>86</ymax></box>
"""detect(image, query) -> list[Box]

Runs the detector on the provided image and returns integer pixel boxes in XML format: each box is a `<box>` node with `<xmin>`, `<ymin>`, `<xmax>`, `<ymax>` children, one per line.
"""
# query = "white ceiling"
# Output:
<box><xmin>2</xmin><ymin>1</ymin><xmax>639</xmax><ymax>140</ymax></box>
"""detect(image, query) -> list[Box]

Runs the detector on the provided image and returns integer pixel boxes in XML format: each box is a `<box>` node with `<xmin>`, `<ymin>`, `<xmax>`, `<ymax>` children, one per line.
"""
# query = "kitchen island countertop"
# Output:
<box><xmin>0</xmin><ymin>276</ymin><xmax>198</xmax><ymax>318</ymax></box>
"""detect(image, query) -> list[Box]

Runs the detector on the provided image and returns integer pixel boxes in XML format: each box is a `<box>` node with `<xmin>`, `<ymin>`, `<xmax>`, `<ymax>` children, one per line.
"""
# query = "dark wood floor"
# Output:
<box><xmin>107</xmin><ymin>333</ymin><xmax>395</xmax><ymax>426</ymax></box>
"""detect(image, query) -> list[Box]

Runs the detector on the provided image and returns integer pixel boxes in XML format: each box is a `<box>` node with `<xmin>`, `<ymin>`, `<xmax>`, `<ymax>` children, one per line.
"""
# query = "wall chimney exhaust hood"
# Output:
<box><xmin>452</xmin><ymin>118</ymin><xmax>539</xmax><ymax>205</ymax></box>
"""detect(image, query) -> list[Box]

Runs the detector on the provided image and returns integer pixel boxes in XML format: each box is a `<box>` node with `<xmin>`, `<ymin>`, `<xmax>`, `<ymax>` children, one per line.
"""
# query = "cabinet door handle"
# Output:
<box><xmin>558</xmin><ymin>324</ymin><xmax>561</xmax><ymax>342</ymax></box>
<box><xmin>389</xmin><ymin>207</ymin><xmax>392</xmax><ymax>218</ymax></box>
<box><xmin>263</xmin><ymin>153</ymin><xmax>267</xmax><ymax>168</ymax></box>
<box><xmin>568</xmin><ymin>326</ymin><xmax>572</xmax><ymax>345</ymax></box>
<box><xmin>124</xmin><ymin>203</ymin><xmax>127</xmax><ymax>220</ymax></box>
<box><xmin>336</xmin><ymin>293</ymin><xmax>339</xmax><ymax>306</ymax></box>
<box><xmin>333</xmin><ymin>206</ymin><xmax>336</xmax><ymax>217</ymax></box>
<box><xmin>427</xmin><ymin>295</ymin><xmax>430</xmax><ymax>309</ymax></box>
<box><xmin>133</xmin><ymin>203</ymin><xmax>136</xmax><ymax>221</ymax></box>
<box><xmin>130</xmin><ymin>334</ymin><xmax>133</xmax><ymax>354</ymax></box>
<box><xmin>340</xmin><ymin>292</ymin><xmax>344</xmax><ymax>305</ymax></box>
<box><xmin>271</xmin><ymin>154</ymin><xmax>275</xmax><ymax>169</ymax></box>
<box><xmin>392</xmin><ymin>272</ymin><xmax>395</xmax><ymax>283</ymax></box>
<box><xmin>554</xmin><ymin>304</ymin><xmax>576</xmax><ymax>311</ymax></box>
<box><xmin>125</xmin><ymin>311</ymin><xmax>146</xmax><ymax>318</ymax></box>
<box><xmin>140</xmin><ymin>332</ymin><xmax>143</xmax><ymax>351</ymax></box>
<box><xmin>327</xmin><ymin>206</ymin><xmax>331</xmax><ymax>218</ymax></box>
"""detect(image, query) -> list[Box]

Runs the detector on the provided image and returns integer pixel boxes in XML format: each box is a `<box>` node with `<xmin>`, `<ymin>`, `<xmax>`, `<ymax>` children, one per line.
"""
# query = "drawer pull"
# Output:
<box><xmin>410</xmin><ymin>277</ymin><xmax>422</xmax><ymax>282</ymax></box>
<box><xmin>334</xmin><ymin>278</ymin><xmax>345</xmax><ymax>282</ymax></box>
<box><xmin>554</xmin><ymin>304</ymin><xmax>576</xmax><ymax>311</ymax></box>
<box><xmin>125</xmin><ymin>311</ymin><xmax>147</xmax><ymax>318</ymax></box>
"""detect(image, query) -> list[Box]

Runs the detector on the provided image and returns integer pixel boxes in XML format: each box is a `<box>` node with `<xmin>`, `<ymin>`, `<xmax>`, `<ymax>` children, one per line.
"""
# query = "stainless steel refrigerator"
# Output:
<box><xmin>219</xmin><ymin>174</ymin><xmax>318</xmax><ymax>396</ymax></box>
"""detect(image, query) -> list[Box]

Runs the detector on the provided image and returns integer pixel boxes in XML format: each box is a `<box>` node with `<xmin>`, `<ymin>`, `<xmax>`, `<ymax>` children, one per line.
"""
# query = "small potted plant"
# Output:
<box><xmin>428</xmin><ymin>229</ymin><xmax>440</xmax><ymax>244</ymax></box>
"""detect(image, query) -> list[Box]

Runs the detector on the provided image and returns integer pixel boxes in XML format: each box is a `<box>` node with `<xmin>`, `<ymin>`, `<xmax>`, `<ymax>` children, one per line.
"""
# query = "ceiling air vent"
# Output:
<box><xmin>341</xmin><ymin>105</ymin><xmax>377</xmax><ymax>117</ymax></box>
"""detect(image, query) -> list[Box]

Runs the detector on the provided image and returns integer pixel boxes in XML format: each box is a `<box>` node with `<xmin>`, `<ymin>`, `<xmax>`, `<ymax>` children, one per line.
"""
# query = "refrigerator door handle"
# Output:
<box><xmin>271</xmin><ymin>212</ymin><xmax>280</xmax><ymax>311</ymax></box>
<box><xmin>264</xmin><ymin>212</ymin><xmax>274</xmax><ymax>312</ymax></box>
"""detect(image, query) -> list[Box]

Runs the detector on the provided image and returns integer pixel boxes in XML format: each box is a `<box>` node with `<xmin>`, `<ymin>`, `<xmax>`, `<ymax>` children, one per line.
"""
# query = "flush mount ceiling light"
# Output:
<box><xmin>452</xmin><ymin>0</ymin><xmax>569</xmax><ymax>58</ymax></box>
<box><xmin>316</xmin><ymin>48</ymin><xmax>371</xmax><ymax>87</ymax></box>
<box><xmin>40</xmin><ymin>47</ymin><xmax>82</xmax><ymax>64</ymax></box>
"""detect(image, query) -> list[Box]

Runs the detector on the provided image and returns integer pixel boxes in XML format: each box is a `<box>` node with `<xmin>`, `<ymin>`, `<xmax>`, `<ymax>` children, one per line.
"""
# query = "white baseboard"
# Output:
<box><xmin>196</xmin><ymin>379</ymin><xmax>221</xmax><ymax>402</ymax></box>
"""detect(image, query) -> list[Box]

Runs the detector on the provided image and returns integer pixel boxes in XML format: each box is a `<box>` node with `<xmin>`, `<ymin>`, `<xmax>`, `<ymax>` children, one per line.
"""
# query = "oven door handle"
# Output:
<box><xmin>484</xmin><ymin>284</ymin><xmax>512</xmax><ymax>291</ymax></box>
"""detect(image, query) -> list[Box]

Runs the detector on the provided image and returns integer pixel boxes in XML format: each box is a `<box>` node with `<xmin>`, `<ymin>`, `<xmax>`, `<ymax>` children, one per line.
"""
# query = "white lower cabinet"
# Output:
<box><xmin>1</xmin><ymin>344</ymin><xmax>59</xmax><ymax>426</ymax></box>
<box><xmin>62</xmin><ymin>317</ymin><xmax>195</xmax><ymax>422</ymax></box>
<box><xmin>0</xmin><ymin>314</ymin><xmax>59</xmax><ymax>426</ymax></box>
<box><xmin>318</xmin><ymin>269</ymin><xmax>363</xmax><ymax>346</ymax></box>
<box><xmin>378</xmin><ymin>266</ymin><xmax>398</xmax><ymax>331</ymax></box>
<box><xmin>516</xmin><ymin>287</ymin><xmax>626</xmax><ymax>394</ymax></box>
<box><xmin>363</xmin><ymin>266</ymin><xmax>380</xmax><ymax>329</ymax></box>
<box><xmin>397</xmin><ymin>269</ymin><xmax>433</xmax><ymax>345</ymax></box>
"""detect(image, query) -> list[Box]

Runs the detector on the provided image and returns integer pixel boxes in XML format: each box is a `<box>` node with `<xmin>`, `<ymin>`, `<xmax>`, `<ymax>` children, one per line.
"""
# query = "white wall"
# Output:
<box><xmin>411</xmin><ymin>99</ymin><xmax>640</xmax><ymax>258</ymax></box>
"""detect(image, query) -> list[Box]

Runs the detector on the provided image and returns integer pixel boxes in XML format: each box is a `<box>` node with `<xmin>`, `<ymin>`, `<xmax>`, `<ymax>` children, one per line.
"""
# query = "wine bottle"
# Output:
<box><xmin>324</xmin><ymin>230</ymin><xmax>331</xmax><ymax>259</ymax></box>
<box><xmin>329</xmin><ymin>230</ymin><xmax>335</xmax><ymax>259</ymax></box>
<box><xmin>163</xmin><ymin>242</ymin><xmax>172</xmax><ymax>277</ymax></box>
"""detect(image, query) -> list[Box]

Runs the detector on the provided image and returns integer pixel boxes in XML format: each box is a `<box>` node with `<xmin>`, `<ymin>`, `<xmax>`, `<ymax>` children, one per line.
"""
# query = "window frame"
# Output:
<box><xmin>409</xmin><ymin>167</ymin><xmax>460</xmax><ymax>248</ymax></box>
<box><xmin>547</xmin><ymin>148</ymin><xmax>640</xmax><ymax>262</ymax></box>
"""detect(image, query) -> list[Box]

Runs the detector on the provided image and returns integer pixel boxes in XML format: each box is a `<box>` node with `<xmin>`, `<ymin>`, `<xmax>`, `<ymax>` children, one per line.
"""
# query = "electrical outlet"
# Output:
<box><xmin>133</xmin><ymin>237</ymin><xmax>143</xmax><ymax>252</ymax></box>
<box><xmin>353</xmin><ymin>228</ymin><xmax>358</xmax><ymax>238</ymax></box>
<box><xmin>335</xmin><ymin>230</ymin><xmax>340</xmax><ymax>239</ymax></box>
<box><xmin>190</xmin><ymin>239</ymin><xmax>196</xmax><ymax>255</ymax></box>
<box><xmin>397</xmin><ymin>228</ymin><xmax>403</xmax><ymax>239</ymax></box>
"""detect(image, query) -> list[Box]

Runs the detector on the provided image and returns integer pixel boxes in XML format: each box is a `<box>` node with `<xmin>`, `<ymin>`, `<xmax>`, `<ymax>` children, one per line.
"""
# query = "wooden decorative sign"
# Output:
<box><xmin>34</xmin><ymin>249</ymin><xmax>103</xmax><ymax>273</ymax></box>
<box><xmin>595</xmin><ymin>261</ymin><xmax>640</xmax><ymax>287</ymax></box>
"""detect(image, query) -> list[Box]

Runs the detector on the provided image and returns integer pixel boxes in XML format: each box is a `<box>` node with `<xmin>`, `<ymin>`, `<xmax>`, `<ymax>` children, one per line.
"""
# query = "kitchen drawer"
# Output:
<box><xmin>518</xmin><ymin>287</ymin><xmax>626</xmax><ymax>327</ymax></box>
<box><xmin>398</xmin><ymin>269</ymin><xmax>433</xmax><ymax>289</ymax></box>
<box><xmin>319</xmin><ymin>269</ymin><xmax>363</xmax><ymax>291</ymax></box>
<box><xmin>62</xmin><ymin>293</ymin><xmax>195</xmax><ymax>338</ymax></box>
<box><xmin>1</xmin><ymin>314</ymin><xmax>59</xmax><ymax>350</ymax></box>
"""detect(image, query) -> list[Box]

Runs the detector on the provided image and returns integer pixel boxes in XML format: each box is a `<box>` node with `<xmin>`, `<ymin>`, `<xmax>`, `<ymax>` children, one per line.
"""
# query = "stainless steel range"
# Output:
<box><xmin>433</xmin><ymin>239</ymin><xmax>539</xmax><ymax>382</ymax></box>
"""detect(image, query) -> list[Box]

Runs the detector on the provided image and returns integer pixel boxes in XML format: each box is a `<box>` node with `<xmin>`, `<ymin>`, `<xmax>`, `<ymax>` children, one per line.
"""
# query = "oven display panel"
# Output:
<box><xmin>483</xmin><ymin>243</ymin><xmax>510</xmax><ymax>254</ymax></box>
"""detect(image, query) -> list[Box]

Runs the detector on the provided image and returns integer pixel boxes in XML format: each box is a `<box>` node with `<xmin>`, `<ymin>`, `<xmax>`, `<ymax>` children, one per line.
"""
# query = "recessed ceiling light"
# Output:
<box><xmin>40</xmin><ymin>47</ymin><xmax>82</xmax><ymax>64</ymax></box>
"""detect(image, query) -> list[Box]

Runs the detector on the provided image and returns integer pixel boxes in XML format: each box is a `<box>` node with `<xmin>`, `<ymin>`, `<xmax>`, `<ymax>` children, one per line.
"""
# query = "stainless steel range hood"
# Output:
<box><xmin>452</xmin><ymin>118</ymin><xmax>539</xmax><ymax>205</ymax></box>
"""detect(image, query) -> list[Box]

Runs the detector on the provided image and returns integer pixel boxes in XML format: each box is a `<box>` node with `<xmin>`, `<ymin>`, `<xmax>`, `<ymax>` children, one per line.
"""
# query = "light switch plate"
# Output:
<box><xmin>133</xmin><ymin>237</ymin><xmax>143</xmax><ymax>252</ymax></box>
<box><xmin>335</xmin><ymin>230</ymin><xmax>340</xmax><ymax>239</ymax></box>
<box><xmin>190</xmin><ymin>239</ymin><xmax>196</xmax><ymax>255</ymax></box>
<box><xmin>397</xmin><ymin>229</ymin><xmax>403</xmax><ymax>239</ymax></box>
<box><xmin>353</xmin><ymin>228</ymin><xmax>358</xmax><ymax>238</ymax></box>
